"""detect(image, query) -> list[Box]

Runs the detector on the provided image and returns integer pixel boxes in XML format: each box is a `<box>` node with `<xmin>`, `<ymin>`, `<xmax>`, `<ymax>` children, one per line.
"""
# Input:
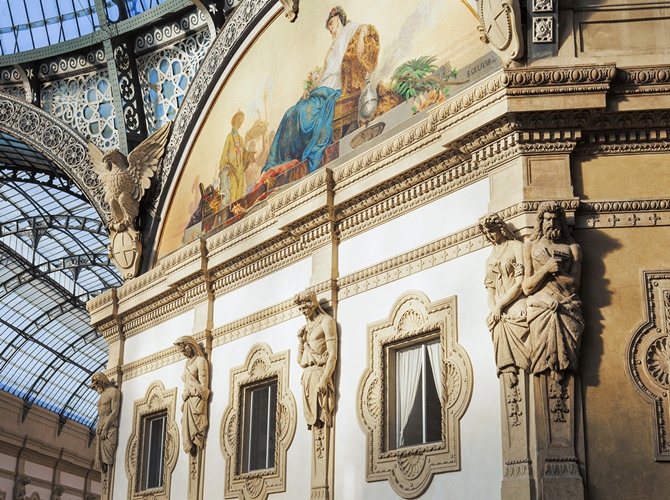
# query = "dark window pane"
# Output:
<box><xmin>244</xmin><ymin>382</ymin><xmax>277</xmax><ymax>472</ymax></box>
<box><xmin>141</xmin><ymin>413</ymin><xmax>166</xmax><ymax>490</ymax></box>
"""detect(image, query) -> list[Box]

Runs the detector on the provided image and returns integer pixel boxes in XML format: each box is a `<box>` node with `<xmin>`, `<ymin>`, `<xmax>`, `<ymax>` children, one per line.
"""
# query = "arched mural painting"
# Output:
<box><xmin>157</xmin><ymin>0</ymin><xmax>498</xmax><ymax>259</ymax></box>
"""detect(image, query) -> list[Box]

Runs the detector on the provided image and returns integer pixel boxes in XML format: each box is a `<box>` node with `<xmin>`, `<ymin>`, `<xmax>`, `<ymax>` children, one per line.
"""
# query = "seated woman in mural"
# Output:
<box><xmin>260</xmin><ymin>6</ymin><xmax>379</xmax><ymax>178</ymax></box>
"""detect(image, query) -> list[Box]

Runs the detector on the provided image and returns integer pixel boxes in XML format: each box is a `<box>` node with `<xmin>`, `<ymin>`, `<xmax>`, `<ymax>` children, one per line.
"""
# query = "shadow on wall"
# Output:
<box><xmin>574</xmin><ymin>228</ymin><xmax>621</xmax><ymax>389</ymax></box>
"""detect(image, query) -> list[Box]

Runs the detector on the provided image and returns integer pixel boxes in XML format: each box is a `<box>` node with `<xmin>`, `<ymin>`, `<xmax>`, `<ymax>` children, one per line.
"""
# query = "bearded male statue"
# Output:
<box><xmin>522</xmin><ymin>202</ymin><xmax>584</xmax><ymax>382</ymax></box>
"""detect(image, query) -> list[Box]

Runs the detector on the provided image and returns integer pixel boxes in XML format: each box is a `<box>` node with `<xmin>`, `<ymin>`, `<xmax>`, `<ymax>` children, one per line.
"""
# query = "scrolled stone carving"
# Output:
<box><xmin>522</xmin><ymin>201</ymin><xmax>584</xmax><ymax>382</ymax></box>
<box><xmin>174</xmin><ymin>335</ymin><xmax>210</xmax><ymax>455</ymax></box>
<box><xmin>279</xmin><ymin>0</ymin><xmax>299</xmax><ymax>22</ymax></box>
<box><xmin>478</xmin><ymin>212</ymin><xmax>531</xmax><ymax>384</ymax></box>
<box><xmin>125</xmin><ymin>381</ymin><xmax>179</xmax><ymax>500</ymax></box>
<box><xmin>220</xmin><ymin>343</ymin><xmax>297</xmax><ymax>500</ymax></box>
<box><xmin>91</xmin><ymin>372</ymin><xmax>121</xmax><ymax>473</ymax></box>
<box><xmin>295</xmin><ymin>290</ymin><xmax>337</xmax><ymax>429</ymax></box>
<box><xmin>478</xmin><ymin>0</ymin><xmax>525</xmax><ymax>67</ymax></box>
<box><xmin>358</xmin><ymin>291</ymin><xmax>472</xmax><ymax>498</ymax></box>
<box><xmin>88</xmin><ymin>122</ymin><xmax>171</xmax><ymax>279</ymax></box>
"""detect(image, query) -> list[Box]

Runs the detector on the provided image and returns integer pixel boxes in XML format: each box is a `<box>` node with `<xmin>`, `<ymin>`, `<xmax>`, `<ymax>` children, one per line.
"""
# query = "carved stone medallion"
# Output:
<box><xmin>109</xmin><ymin>228</ymin><xmax>142</xmax><ymax>280</ymax></box>
<box><xmin>478</xmin><ymin>0</ymin><xmax>524</xmax><ymax>67</ymax></box>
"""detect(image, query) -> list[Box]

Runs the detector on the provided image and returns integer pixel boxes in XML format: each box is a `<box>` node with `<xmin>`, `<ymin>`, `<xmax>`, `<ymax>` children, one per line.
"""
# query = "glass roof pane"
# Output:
<box><xmin>0</xmin><ymin>132</ymin><xmax>121</xmax><ymax>427</ymax></box>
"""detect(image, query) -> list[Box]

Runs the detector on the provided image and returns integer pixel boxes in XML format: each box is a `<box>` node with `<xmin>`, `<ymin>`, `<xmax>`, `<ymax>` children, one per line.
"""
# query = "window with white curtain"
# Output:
<box><xmin>391</xmin><ymin>339</ymin><xmax>442</xmax><ymax>449</ymax></box>
<box><xmin>242</xmin><ymin>380</ymin><xmax>278</xmax><ymax>472</ymax></box>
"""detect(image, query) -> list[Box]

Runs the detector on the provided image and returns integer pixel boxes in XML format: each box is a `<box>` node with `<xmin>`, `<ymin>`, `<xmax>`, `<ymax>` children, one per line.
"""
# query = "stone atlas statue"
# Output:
<box><xmin>522</xmin><ymin>201</ymin><xmax>584</xmax><ymax>381</ymax></box>
<box><xmin>91</xmin><ymin>372</ymin><xmax>121</xmax><ymax>473</ymax></box>
<box><xmin>174</xmin><ymin>335</ymin><xmax>210</xmax><ymax>455</ymax></box>
<box><xmin>295</xmin><ymin>291</ymin><xmax>338</xmax><ymax>429</ymax></box>
<box><xmin>478</xmin><ymin>212</ymin><xmax>531</xmax><ymax>387</ymax></box>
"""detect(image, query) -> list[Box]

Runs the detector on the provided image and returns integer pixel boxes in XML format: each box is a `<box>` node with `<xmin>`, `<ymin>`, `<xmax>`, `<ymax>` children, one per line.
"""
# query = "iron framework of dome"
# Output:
<box><xmin>0</xmin><ymin>0</ymin><xmax>237</xmax><ymax>431</ymax></box>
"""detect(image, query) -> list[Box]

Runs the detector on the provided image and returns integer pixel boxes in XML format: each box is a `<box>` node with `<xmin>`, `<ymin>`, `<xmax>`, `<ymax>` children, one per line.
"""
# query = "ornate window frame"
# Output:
<box><xmin>125</xmin><ymin>381</ymin><xmax>179</xmax><ymax>500</ymax></box>
<box><xmin>221</xmin><ymin>343</ymin><xmax>297</xmax><ymax>500</ymax></box>
<box><xmin>357</xmin><ymin>291</ymin><xmax>473</xmax><ymax>498</ymax></box>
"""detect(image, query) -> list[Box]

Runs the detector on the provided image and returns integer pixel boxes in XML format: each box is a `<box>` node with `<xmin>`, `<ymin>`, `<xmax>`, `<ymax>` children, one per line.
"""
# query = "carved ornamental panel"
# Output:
<box><xmin>627</xmin><ymin>271</ymin><xmax>670</xmax><ymax>461</ymax></box>
<box><xmin>220</xmin><ymin>343</ymin><xmax>297</xmax><ymax>500</ymax></box>
<box><xmin>125</xmin><ymin>381</ymin><xmax>179</xmax><ymax>500</ymax></box>
<box><xmin>357</xmin><ymin>291</ymin><xmax>473</xmax><ymax>498</ymax></box>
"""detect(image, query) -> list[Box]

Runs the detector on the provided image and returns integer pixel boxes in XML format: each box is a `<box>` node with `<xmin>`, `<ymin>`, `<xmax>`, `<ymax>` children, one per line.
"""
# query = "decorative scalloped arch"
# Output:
<box><xmin>0</xmin><ymin>93</ymin><xmax>110</xmax><ymax>224</ymax></box>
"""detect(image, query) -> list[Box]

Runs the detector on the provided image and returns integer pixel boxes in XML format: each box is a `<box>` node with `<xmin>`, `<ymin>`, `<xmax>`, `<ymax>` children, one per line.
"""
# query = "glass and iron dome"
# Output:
<box><xmin>0</xmin><ymin>0</ymin><xmax>168</xmax><ymax>55</ymax></box>
<box><xmin>0</xmin><ymin>132</ymin><xmax>123</xmax><ymax>427</ymax></box>
<box><xmin>0</xmin><ymin>0</ymin><xmax>208</xmax><ymax>429</ymax></box>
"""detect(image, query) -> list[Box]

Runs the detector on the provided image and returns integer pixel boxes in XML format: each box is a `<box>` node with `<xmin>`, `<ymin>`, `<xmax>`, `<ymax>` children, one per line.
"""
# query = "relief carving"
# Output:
<box><xmin>478</xmin><ymin>0</ymin><xmax>525</xmax><ymax>67</ymax></box>
<box><xmin>357</xmin><ymin>291</ymin><xmax>472</xmax><ymax>498</ymax></box>
<box><xmin>295</xmin><ymin>291</ymin><xmax>337</xmax><ymax>429</ymax></box>
<box><xmin>478</xmin><ymin>213</ymin><xmax>531</xmax><ymax>385</ymax></box>
<box><xmin>626</xmin><ymin>271</ymin><xmax>670</xmax><ymax>460</ymax></box>
<box><xmin>174</xmin><ymin>336</ymin><xmax>210</xmax><ymax>455</ymax></box>
<box><xmin>88</xmin><ymin>122</ymin><xmax>171</xmax><ymax>279</ymax></box>
<box><xmin>124</xmin><ymin>381</ymin><xmax>179</xmax><ymax>500</ymax></box>
<box><xmin>91</xmin><ymin>372</ymin><xmax>121</xmax><ymax>473</ymax></box>
<box><xmin>522</xmin><ymin>202</ymin><xmax>584</xmax><ymax>383</ymax></box>
<box><xmin>220</xmin><ymin>343</ymin><xmax>297</xmax><ymax>500</ymax></box>
<box><xmin>479</xmin><ymin>212</ymin><xmax>533</xmax><ymax>499</ymax></box>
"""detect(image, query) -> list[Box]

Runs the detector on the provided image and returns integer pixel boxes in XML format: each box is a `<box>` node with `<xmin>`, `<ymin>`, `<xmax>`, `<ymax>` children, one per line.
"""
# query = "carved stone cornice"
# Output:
<box><xmin>575</xmin><ymin>199</ymin><xmax>670</xmax><ymax>229</ymax></box>
<box><xmin>613</xmin><ymin>66</ymin><xmax>670</xmax><ymax>95</ymax></box>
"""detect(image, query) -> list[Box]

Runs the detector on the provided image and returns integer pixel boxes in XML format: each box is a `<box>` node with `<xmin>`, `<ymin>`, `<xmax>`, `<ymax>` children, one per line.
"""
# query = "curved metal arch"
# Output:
<box><xmin>0</xmin><ymin>240</ymin><xmax>107</xmax><ymax>304</ymax></box>
<box><xmin>0</xmin><ymin>301</ymin><xmax>89</xmax><ymax>363</ymax></box>
<box><xmin>0</xmin><ymin>214</ymin><xmax>108</xmax><ymax>238</ymax></box>
<box><xmin>0</xmin><ymin>93</ymin><xmax>110</xmax><ymax>224</ymax></box>
<box><xmin>0</xmin><ymin>317</ymin><xmax>93</xmax><ymax>374</ymax></box>
<box><xmin>0</xmin><ymin>166</ymin><xmax>89</xmax><ymax>202</ymax></box>
<box><xmin>0</xmin><ymin>253</ymin><xmax>112</xmax><ymax>299</ymax></box>
<box><xmin>21</xmin><ymin>332</ymin><xmax>101</xmax><ymax>412</ymax></box>
<box><xmin>0</xmin><ymin>291</ymin><xmax>105</xmax><ymax>369</ymax></box>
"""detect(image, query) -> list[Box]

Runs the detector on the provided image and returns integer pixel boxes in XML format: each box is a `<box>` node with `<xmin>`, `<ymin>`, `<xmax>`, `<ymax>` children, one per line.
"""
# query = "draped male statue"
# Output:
<box><xmin>295</xmin><ymin>291</ymin><xmax>338</xmax><ymax>429</ymax></box>
<box><xmin>91</xmin><ymin>372</ymin><xmax>121</xmax><ymax>473</ymax></box>
<box><xmin>522</xmin><ymin>202</ymin><xmax>584</xmax><ymax>381</ymax></box>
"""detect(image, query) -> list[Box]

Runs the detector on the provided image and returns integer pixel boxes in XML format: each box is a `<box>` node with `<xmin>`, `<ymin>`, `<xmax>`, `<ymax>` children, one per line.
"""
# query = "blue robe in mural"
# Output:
<box><xmin>262</xmin><ymin>86</ymin><xmax>341</xmax><ymax>174</ymax></box>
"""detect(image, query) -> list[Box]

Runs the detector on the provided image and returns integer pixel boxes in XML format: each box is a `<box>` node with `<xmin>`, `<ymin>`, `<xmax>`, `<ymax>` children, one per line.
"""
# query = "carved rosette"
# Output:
<box><xmin>125</xmin><ymin>381</ymin><xmax>179</xmax><ymax>500</ymax></box>
<box><xmin>357</xmin><ymin>291</ymin><xmax>473</xmax><ymax>498</ymax></box>
<box><xmin>626</xmin><ymin>271</ymin><xmax>670</xmax><ymax>460</ymax></box>
<box><xmin>478</xmin><ymin>0</ymin><xmax>525</xmax><ymax>67</ymax></box>
<box><xmin>220</xmin><ymin>343</ymin><xmax>297</xmax><ymax>500</ymax></box>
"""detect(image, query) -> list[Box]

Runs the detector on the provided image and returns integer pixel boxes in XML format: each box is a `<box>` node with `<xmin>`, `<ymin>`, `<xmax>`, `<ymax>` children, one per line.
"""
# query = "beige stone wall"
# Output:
<box><xmin>0</xmin><ymin>391</ymin><xmax>100</xmax><ymax>499</ymax></box>
<box><xmin>574</xmin><ymin>153</ymin><xmax>670</xmax><ymax>499</ymax></box>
